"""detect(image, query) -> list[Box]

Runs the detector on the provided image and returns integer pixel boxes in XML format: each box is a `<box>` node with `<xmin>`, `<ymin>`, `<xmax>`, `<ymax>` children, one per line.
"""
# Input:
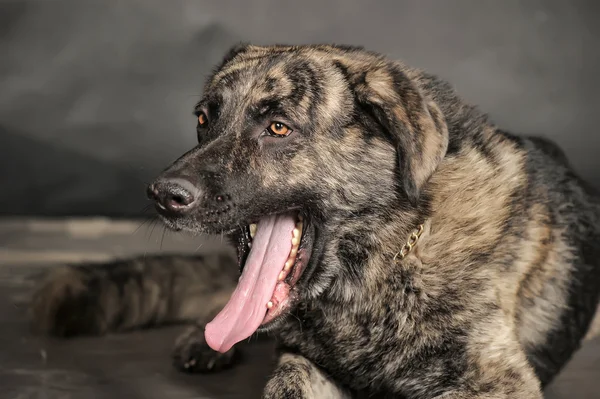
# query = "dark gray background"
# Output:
<box><xmin>1</xmin><ymin>0</ymin><xmax>599</xmax><ymax>216</ymax></box>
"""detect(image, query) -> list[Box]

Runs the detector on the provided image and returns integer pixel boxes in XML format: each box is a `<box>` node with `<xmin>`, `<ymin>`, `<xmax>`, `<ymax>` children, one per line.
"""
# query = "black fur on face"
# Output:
<box><xmin>151</xmin><ymin>44</ymin><xmax>447</xmax><ymax>235</ymax></box>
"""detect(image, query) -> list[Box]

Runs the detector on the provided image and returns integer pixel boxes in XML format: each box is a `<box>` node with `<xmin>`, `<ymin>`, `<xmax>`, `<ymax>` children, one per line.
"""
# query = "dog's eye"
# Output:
<box><xmin>197</xmin><ymin>111</ymin><xmax>209</xmax><ymax>128</ymax></box>
<box><xmin>267</xmin><ymin>122</ymin><xmax>292</xmax><ymax>137</ymax></box>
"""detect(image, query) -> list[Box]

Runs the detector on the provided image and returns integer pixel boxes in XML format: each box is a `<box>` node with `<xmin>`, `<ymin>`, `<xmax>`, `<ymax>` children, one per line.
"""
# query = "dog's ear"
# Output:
<box><xmin>351</xmin><ymin>64</ymin><xmax>449</xmax><ymax>205</ymax></box>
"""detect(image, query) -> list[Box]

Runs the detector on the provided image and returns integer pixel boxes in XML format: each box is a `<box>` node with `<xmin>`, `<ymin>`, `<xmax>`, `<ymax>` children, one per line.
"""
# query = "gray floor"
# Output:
<box><xmin>0</xmin><ymin>218</ymin><xmax>598</xmax><ymax>398</ymax></box>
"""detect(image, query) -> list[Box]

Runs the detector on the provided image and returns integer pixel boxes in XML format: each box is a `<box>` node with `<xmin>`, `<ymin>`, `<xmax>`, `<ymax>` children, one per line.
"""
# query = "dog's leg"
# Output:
<box><xmin>262</xmin><ymin>352</ymin><xmax>351</xmax><ymax>399</ymax></box>
<box><xmin>429</xmin><ymin>377</ymin><xmax>543</xmax><ymax>399</ymax></box>
<box><xmin>432</xmin><ymin>392</ymin><xmax>539</xmax><ymax>399</ymax></box>
<box><xmin>30</xmin><ymin>253</ymin><xmax>236</xmax><ymax>337</ymax></box>
<box><xmin>31</xmin><ymin>253</ymin><xmax>241</xmax><ymax>373</ymax></box>
<box><xmin>171</xmin><ymin>306</ymin><xmax>238</xmax><ymax>374</ymax></box>
<box><xmin>430</xmin><ymin>332</ymin><xmax>543</xmax><ymax>399</ymax></box>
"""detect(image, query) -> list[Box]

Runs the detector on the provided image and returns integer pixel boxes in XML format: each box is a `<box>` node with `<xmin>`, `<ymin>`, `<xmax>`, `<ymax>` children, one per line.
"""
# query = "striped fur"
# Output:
<box><xmin>32</xmin><ymin>44</ymin><xmax>600</xmax><ymax>398</ymax></box>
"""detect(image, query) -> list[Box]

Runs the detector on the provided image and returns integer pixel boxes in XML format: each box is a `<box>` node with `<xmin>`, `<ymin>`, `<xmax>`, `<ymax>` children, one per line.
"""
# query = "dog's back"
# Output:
<box><xmin>414</xmin><ymin>67</ymin><xmax>600</xmax><ymax>386</ymax></box>
<box><xmin>513</xmin><ymin>135</ymin><xmax>600</xmax><ymax>385</ymax></box>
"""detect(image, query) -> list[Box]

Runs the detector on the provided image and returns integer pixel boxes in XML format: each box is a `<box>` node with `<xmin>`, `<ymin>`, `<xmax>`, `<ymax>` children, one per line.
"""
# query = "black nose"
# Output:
<box><xmin>147</xmin><ymin>178</ymin><xmax>199</xmax><ymax>214</ymax></box>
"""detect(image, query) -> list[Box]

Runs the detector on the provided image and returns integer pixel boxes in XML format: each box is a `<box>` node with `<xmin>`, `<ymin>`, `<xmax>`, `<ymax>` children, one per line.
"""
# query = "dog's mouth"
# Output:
<box><xmin>204</xmin><ymin>211</ymin><xmax>313</xmax><ymax>353</ymax></box>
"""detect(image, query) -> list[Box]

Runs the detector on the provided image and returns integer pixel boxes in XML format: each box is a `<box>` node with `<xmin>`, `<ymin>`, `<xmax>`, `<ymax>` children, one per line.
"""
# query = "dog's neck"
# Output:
<box><xmin>308</xmin><ymin>200</ymin><xmax>428</xmax><ymax>303</ymax></box>
<box><xmin>393</xmin><ymin>223</ymin><xmax>425</xmax><ymax>261</ymax></box>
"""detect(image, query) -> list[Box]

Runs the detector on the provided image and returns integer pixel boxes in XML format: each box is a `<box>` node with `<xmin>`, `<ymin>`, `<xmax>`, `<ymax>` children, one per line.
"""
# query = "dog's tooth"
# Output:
<box><xmin>290</xmin><ymin>248</ymin><xmax>298</xmax><ymax>257</ymax></box>
<box><xmin>278</xmin><ymin>271</ymin><xmax>286</xmax><ymax>281</ymax></box>
<box><xmin>293</xmin><ymin>228</ymin><xmax>300</xmax><ymax>238</ymax></box>
<box><xmin>249</xmin><ymin>223</ymin><xmax>257</xmax><ymax>238</ymax></box>
<box><xmin>248</xmin><ymin>242</ymin><xmax>252</xmax><ymax>248</ymax></box>
<box><xmin>267</xmin><ymin>301</ymin><xmax>273</xmax><ymax>309</ymax></box>
<box><xmin>284</xmin><ymin>260</ymin><xmax>293</xmax><ymax>271</ymax></box>
<box><xmin>291</xmin><ymin>237</ymin><xmax>300</xmax><ymax>246</ymax></box>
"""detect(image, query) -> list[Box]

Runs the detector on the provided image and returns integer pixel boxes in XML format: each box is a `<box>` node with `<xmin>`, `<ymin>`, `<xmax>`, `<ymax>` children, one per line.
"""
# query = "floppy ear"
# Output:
<box><xmin>352</xmin><ymin>64</ymin><xmax>449</xmax><ymax>206</ymax></box>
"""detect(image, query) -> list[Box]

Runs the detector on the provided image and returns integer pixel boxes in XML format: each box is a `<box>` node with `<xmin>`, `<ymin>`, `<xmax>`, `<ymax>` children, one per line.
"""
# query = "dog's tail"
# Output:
<box><xmin>30</xmin><ymin>253</ymin><xmax>236</xmax><ymax>337</ymax></box>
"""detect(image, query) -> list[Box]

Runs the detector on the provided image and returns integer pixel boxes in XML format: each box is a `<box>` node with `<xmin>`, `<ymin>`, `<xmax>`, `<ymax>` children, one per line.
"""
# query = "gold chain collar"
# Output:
<box><xmin>393</xmin><ymin>224</ymin><xmax>424</xmax><ymax>262</ymax></box>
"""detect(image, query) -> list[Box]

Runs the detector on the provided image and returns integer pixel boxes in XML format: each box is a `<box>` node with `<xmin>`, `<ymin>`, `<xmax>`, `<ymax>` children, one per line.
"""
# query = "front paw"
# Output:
<box><xmin>263</xmin><ymin>361</ymin><xmax>313</xmax><ymax>399</ymax></box>
<box><xmin>172</xmin><ymin>325</ymin><xmax>238</xmax><ymax>373</ymax></box>
<box><xmin>263</xmin><ymin>379</ymin><xmax>309</xmax><ymax>399</ymax></box>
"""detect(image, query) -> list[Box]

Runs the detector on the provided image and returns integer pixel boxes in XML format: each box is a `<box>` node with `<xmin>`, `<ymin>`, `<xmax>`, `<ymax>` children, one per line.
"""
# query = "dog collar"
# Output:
<box><xmin>393</xmin><ymin>224</ymin><xmax>425</xmax><ymax>262</ymax></box>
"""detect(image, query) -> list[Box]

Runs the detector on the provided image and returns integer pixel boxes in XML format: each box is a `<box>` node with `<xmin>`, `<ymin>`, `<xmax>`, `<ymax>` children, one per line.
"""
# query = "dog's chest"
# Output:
<box><xmin>278</xmin><ymin>305</ymin><xmax>391</xmax><ymax>387</ymax></box>
<box><xmin>277</xmin><ymin>300</ymin><xmax>421</xmax><ymax>394</ymax></box>
<box><xmin>277</xmin><ymin>291</ymin><xmax>468</xmax><ymax>397</ymax></box>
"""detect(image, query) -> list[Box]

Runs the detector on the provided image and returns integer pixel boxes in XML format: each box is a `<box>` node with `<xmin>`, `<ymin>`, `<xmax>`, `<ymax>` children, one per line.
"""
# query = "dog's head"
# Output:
<box><xmin>147</xmin><ymin>44</ymin><xmax>448</xmax><ymax>352</ymax></box>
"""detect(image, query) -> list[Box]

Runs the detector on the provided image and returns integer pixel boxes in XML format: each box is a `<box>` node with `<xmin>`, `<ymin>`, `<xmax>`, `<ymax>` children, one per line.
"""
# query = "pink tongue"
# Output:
<box><xmin>205</xmin><ymin>214</ymin><xmax>295</xmax><ymax>353</ymax></box>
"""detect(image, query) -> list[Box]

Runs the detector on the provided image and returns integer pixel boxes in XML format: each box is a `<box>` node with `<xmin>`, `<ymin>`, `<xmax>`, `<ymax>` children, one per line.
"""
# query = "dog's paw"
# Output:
<box><xmin>263</xmin><ymin>380</ymin><xmax>309</xmax><ymax>399</ymax></box>
<box><xmin>30</xmin><ymin>266</ymin><xmax>106</xmax><ymax>337</ymax></box>
<box><xmin>172</xmin><ymin>325</ymin><xmax>238</xmax><ymax>373</ymax></box>
<box><xmin>263</xmin><ymin>375</ymin><xmax>323</xmax><ymax>399</ymax></box>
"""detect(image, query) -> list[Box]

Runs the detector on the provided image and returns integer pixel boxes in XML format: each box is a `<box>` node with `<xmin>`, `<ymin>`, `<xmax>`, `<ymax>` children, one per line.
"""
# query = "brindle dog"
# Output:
<box><xmin>31</xmin><ymin>44</ymin><xmax>600</xmax><ymax>398</ymax></box>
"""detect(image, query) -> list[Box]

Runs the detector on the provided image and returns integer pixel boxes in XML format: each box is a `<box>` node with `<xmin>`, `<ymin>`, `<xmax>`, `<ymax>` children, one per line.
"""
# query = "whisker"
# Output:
<box><xmin>160</xmin><ymin>226</ymin><xmax>167</xmax><ymax>250</ymax></box>
<box><xmin>133</xmin><ymin>214</ymin><xmax>156</xmax><ymax>235</ymax></box>
<box><xmin>292</xmin><ymin>313</ymin><xmax>303</xmax><ymax>333</ymax></box>
<box><xmin>148</xmin><ymin>218</ymin><xmax>160</xmax><ymax>241</ymax></box>
<box><xmin>142</xmin><ymin>217</ymin><xmax>161</xmax><ymax>259</ymax></box>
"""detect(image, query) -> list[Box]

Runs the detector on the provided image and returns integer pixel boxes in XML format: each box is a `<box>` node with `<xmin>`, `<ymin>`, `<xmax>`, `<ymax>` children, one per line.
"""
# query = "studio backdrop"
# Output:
<box><xmin>1</xmin><ymin>0</ymin><xmax>598</xmax><ymax>216</ymax></box>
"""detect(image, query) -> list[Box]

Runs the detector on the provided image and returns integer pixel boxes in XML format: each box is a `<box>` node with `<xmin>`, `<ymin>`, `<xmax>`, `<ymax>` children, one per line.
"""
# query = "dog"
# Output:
<box><xmin>31</xmin><ymin>44</ymin><xmax>600</xmax><ymax>398</ymax></box>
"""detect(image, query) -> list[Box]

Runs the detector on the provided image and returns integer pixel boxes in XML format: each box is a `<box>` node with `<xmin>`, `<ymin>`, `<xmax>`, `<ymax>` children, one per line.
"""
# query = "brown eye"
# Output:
<box><xmin>198</xmin><ymin>112</ymin><xmax>208</xmax><ymax>127</ymax></box>
<box><xmin>268</xmin><ymin>122</ymin><xmax>291</xmax><ymax>137</ymax></box>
